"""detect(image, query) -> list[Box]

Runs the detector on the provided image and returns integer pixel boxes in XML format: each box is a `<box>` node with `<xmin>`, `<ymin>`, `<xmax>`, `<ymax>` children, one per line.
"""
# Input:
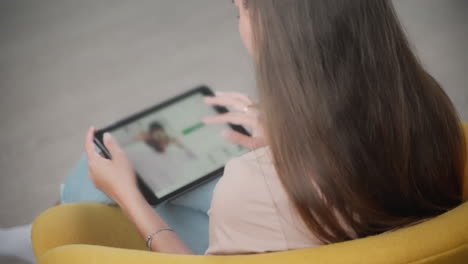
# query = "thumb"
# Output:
<box><xmin>103</xmin><ymin>133</ymin><xmax>124</xmax><ymax>159</ymax></box>
<box><xmin>223</xmin><ymin>130</ymin><xmax>264</xmax><ymax>150</ymax></box>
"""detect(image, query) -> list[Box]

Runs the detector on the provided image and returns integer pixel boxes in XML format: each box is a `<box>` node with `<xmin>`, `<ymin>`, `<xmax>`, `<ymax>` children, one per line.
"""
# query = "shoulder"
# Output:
<box><xmin>214</xmin><ymin>147</ymin><xmax>275</xmax><ymax>203</ymax></box>
<box><xmin>236</xmin><ymin>146</ymin><xmax>273</xmax><ymax>164</ymax></box>
<box><xmin>224</xmin><ymin>147</ymin><xmax>274</xmax><ymax>180</ymax></box>
<box><xmin>207</xmin><ymin>147</ymin><xmax>287</xmax><ymax>254</ymax></box>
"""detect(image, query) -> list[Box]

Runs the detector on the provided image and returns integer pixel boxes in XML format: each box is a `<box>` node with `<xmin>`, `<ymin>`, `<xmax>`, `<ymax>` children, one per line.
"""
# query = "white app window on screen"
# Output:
<box><xmin>110</xmin><ymin>93</ymin><xmax>247</xmax><ymax>197</ymax></box>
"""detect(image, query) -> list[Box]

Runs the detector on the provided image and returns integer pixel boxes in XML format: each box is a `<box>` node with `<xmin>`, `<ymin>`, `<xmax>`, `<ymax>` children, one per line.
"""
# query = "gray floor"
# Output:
<box><xmin>0</xmin><ymin>0</ymin><xmax>466</xmax><ymax>242</ymax></box>
<box><xmin>0</xmin><ymin>256</ymin><xmax>28</xmax><ymax>264</ymax></box>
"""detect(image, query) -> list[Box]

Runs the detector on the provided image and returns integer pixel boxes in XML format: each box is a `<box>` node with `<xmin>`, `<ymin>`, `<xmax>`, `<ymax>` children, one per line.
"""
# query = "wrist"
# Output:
<box><xmin>115</xmin><ymin>183</ymin><xmax>144</xmax><ymax>209</ymax></box>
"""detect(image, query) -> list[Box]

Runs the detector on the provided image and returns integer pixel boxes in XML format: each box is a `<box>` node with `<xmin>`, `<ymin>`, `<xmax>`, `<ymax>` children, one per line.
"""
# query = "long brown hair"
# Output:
<box><xmin>246</xmin><ymin>0</ymin><xmax>466</xmax><ymax>243</ymax></box>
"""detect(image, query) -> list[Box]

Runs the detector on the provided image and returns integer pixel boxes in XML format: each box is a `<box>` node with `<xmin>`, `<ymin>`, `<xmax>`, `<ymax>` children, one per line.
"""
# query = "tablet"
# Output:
<box><xmin>94</xmin><ymin>86</ymin><xmax>249</xmax><ymax>205</ymax></box>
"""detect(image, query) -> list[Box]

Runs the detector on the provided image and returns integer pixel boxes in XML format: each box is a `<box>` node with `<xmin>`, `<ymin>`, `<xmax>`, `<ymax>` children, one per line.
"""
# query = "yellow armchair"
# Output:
<box><xmin>32</xmin><ymin>123</ymin><xmax>468</xmax><ymax>264</ymax></box>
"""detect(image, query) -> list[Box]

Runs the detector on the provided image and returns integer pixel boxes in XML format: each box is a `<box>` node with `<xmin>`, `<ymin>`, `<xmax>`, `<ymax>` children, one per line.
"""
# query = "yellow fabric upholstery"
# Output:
<box><xmin>32</xmin><ymin>123</ymin><xmax>468</xmax><ymax>264</ymax></box>
<box><xmin>31</xmin><ymin>203</ymin><xmax>146</xmax><ymax>258</ymax></box>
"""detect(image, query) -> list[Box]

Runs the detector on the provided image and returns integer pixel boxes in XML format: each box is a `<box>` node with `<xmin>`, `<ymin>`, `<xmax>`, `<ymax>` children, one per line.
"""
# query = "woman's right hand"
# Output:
<box><xmin>203</xmin><ymin>91</ymin><xmax>266</xmax><ymax>150</ymax></box>
<box><xmin>85</xmin><ymin>127</ymin><xmax>140</xmax><ymax>206</ymax></box>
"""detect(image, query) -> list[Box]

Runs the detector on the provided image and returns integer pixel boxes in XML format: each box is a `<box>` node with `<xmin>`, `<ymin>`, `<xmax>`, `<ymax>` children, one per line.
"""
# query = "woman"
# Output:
<box><xmin>62</xmin><ymin>0</ymin><xmax>467</xmax><ymax>256</ymax></box>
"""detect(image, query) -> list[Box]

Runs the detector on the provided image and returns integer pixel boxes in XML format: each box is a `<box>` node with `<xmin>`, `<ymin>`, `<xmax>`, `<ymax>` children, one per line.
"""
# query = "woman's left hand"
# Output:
<box><xmin>84</xmin><ymin>127</ymin><xmax>140</xmax><ymax>205</ymax></box>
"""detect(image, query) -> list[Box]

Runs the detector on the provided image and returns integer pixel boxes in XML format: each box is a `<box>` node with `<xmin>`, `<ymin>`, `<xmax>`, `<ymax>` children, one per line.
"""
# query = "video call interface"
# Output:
<box><xmin>110</xmin><ymin>93</ymin><xmax>247</xmax><ymax>198</ymax></box>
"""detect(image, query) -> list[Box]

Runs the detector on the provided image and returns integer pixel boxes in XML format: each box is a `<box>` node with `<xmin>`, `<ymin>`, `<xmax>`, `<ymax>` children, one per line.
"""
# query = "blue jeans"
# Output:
<box><xmin>61</xmin><ymin>154</ymin><xmax>219</xmax><ymax>255</ymax></box>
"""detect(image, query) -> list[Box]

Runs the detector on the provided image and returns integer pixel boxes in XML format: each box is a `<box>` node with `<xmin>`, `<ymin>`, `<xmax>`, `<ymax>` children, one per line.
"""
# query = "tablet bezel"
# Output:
<box><xmin>94</xmin><ymin>85</ymin><xmax>250</xmax><ymax>205</ymax></box>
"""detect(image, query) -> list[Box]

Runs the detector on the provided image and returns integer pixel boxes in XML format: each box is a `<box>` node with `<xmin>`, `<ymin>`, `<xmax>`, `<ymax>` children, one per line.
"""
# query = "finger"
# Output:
<box><xmin>222</xmin><ymin>130</ymin><xmax>265</xmax><ymax>150</ymax></box>
<box><xmin>84</xmin><ymin>126</ymin><xmax>100</xmax><ymax>160</ymax></box>
<box><xmin>204</xmin><ymin>96</ymin><xmax>248</xmax><ymax>112</ymax></box>
<box><xmin>97</xmin><ymin>150</ymin><xmax>107</xmax><ymax>158</ymax></box>
<box><xmin>215</xmin><ymin>91</ymin><xmax>253</xmax><ymax>105</ymax></box>
<box><xmin>205</xmin><ymin>94</ymin><xmax>252</xmax><ymax>111</ymax></box>
<box><xmin>103</xmin><ymin>133</ymin><xmax>124</xmax><ymax>160</ymax></box>
<box><xmin>203</xmin><ymin>112</ymin><xmax>256</xmax><ymax>128</ymax></box>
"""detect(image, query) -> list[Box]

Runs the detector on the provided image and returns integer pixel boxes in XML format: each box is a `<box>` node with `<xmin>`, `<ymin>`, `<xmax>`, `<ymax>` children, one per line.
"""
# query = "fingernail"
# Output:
<box><xmin>221</xmin><ymin>130</ymin><xmax>231</xmax><ymax>139</ymax></box>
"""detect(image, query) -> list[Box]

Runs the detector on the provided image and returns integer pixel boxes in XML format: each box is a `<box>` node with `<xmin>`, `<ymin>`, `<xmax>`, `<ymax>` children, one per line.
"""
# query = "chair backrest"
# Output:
<box><xmin>462</xmin><ymin>122</ymin><xmax>468</xmax><ymax>201</ymax></box>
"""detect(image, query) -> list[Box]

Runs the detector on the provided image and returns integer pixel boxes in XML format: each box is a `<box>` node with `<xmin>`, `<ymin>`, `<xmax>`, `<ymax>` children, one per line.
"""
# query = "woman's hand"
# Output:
<box><xmin>203</xmin><ymin>91</ymin><xmax>266</xmax><ymax>150</ymax></box>
<box><xmin>84</xmin><ymin>127</ymin><xmax>192</xmax><ymax>254</ymax></box>
<box><xmin>84</xmin><ymin>127</ymin><xmax>140</xmax><ymax>206</ymax></box>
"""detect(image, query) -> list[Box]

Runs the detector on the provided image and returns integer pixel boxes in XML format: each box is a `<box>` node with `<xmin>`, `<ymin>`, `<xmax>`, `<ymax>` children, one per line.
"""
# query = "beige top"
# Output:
<box><xmin>206</xmin><ymin>147</ymin><xmax>323</xmax><ymax>255</ymax></box>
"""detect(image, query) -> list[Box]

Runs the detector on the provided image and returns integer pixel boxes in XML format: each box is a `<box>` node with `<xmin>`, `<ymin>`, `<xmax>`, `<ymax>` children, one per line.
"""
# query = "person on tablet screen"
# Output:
<box><xmin>30</xmin><ymin>0</ymin><xmax>465</xmax><ymax>260</ymax></box>
<box><xmin>122</xmin><ymin>121</ymin><xmax>197</xmax><ymax>194</ymax></box>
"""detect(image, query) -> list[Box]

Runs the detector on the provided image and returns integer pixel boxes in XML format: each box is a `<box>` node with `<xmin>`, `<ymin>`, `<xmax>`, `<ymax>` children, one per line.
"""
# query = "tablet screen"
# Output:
<box><xmin>108</xmin><ymin>92</ymin><xmax>248</xmax><ymax>198</ymax></box>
